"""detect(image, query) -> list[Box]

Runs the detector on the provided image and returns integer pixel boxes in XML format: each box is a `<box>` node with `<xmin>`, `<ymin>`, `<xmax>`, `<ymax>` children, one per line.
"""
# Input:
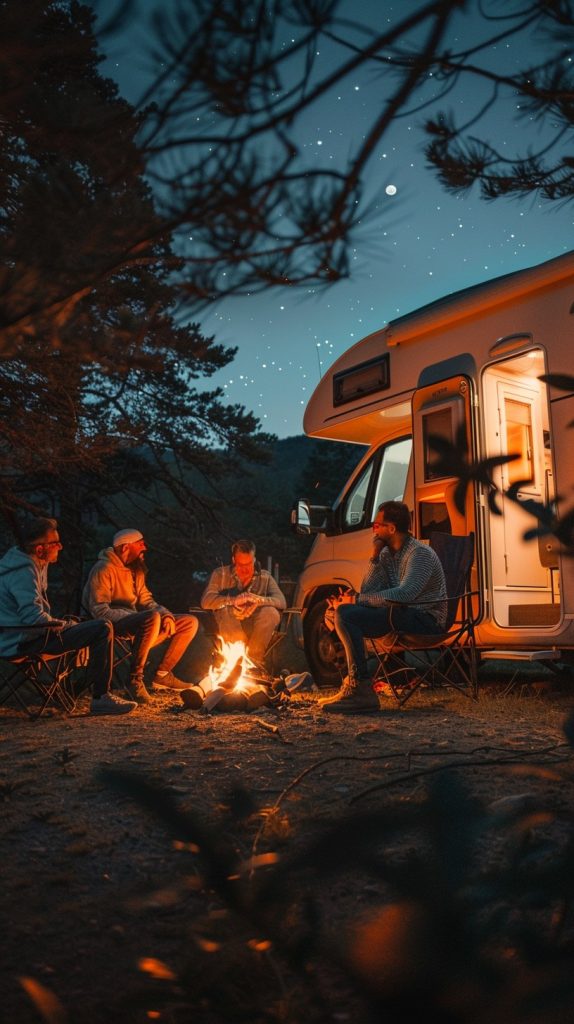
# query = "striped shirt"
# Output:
<box><xmin>358</xmin><ymin>536</ymin><xmax>447</xmax><ymax>627</ymax></box>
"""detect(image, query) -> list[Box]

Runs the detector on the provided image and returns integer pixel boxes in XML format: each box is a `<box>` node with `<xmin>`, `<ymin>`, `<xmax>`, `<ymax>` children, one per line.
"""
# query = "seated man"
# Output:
<box><xmin>201</xmin><ymin>539</ymin><xmax>286</xmax><ymax>669</ymax></box>
<box><xmin>0</xmin><ymin>517</ymin><xmax>136</xmax><ymax>715</ymax></box>
<box><xmin>82</xmin><ymin>528</ymin><xmax>198</xmax><ymax>704</ymax></box>
<box><xmin>322</xmin><ymin>500</ymin><xmax>447</xmax><ymax>715</ymax></box>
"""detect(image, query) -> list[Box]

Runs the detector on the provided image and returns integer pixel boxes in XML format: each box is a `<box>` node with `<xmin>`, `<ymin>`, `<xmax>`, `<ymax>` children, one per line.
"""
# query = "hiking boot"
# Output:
<box><xmin>91</xmin><ymin>692</ymin><xmax>137</xmax><ymax>716</ymax></box>
<box><xmin>318</xmin><ymin>675</ymin><xmax>356</xmax><ymax>704</ymax></box>
<box><xmin>152</xmin><ymin>669</ymin><xmax>188</xmax><ymax>690</ymax></box>
<box><xmin>321</xmin><ymin>675</ymin><xmax>380</xmax><ymax>715</ymax></box>
<box><xmin>126</xmin><ymin>675</ymin><xmax>153</xmax><ymax>704</ymax></box>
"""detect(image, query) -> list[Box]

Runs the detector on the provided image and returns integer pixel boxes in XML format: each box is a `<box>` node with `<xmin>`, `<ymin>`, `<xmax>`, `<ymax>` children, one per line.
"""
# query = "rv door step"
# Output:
<box><xmin>481</xmin><ymin>649</ymin><xmax>561</xmax><ymax>662</ymax></box>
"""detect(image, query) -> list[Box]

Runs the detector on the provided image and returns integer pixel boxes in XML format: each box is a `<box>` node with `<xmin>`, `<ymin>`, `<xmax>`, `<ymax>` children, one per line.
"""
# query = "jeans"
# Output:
<box><xmin>18</xmin><ymin>620</ymin><xmax>114</xmax><ymax>698</ymax></box>
<box><xmin>114</xmin><ymin>611</ymin><xmax>198</xmax><ymax>677</ymax></box>
<box><xmin>335</xmin><ymin>603</ymin><xmax>442</xmax><ymax>680</ymax></box>
<box><xmin>213</xmin><ymin>606</ymin><xmax>280</xmax><ymax>664</ymax></box>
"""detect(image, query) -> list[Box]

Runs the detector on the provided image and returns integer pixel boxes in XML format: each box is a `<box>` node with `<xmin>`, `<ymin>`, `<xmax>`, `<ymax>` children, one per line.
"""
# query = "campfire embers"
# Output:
<box><xmin>183</xmin><ymin>637</ymin><xmax>278</xmax><ymax>713</ymax></box>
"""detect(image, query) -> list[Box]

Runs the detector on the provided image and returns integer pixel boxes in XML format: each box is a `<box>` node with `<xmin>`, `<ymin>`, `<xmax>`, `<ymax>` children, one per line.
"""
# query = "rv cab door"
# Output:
<box><xmin>411</xmin><ymin>376</ymin><xmax>477</xmax><ymax>540</ymax></box>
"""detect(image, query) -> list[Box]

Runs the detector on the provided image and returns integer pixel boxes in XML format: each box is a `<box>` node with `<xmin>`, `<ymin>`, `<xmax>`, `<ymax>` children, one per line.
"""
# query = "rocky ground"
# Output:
<box><xmin>1</xmin><ymin>662</ymin><xmax>574</xmax><ymax>1023</ymax></box>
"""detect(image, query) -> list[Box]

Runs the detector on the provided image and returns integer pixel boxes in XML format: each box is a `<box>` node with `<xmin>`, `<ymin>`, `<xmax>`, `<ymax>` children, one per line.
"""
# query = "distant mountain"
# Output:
<box><xmin>221</xmin><ymin>434</ymin><xmax>366</xmax><ymax>579</ymax></box>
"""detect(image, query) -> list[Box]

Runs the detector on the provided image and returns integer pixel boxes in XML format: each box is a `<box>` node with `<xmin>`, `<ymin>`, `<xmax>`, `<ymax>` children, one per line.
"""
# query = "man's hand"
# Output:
<box><xmin>232</xmin><ymin>593</ymin><xmax>261</xmax><ymax>620</ymax></box>
<box><xmin>161</xmin><ymin>614</ymin><xmax>176</xmax><ymax>636</ymax></box>
<box><xmin>327</xmin><ymin>586</ymin><xmax>356</xmax><ymax>610</ymax></box>
<box><xmin>371</xmin><ymin>536</ymin><xmax>385</xmax><ymax>560</ymax></box>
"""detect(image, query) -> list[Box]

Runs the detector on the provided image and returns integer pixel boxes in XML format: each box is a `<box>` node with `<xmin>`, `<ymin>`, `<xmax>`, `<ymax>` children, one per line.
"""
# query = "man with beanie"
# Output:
<box><xmin>82</xmin><ymin>528</ymin><xmax>198</xmax><ymax>704</ymax></box>
<box><xmin>0</xmin><ymin>517</ymin><xmax>136</xmax><ymax>715</ymax></box>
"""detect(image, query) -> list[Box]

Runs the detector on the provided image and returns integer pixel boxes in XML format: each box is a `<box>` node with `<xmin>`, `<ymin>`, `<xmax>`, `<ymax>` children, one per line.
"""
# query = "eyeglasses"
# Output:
<box><xmin>43</xmin><ymin>540</ymin><xmax>62</xmax><ymax>547</ymax></box>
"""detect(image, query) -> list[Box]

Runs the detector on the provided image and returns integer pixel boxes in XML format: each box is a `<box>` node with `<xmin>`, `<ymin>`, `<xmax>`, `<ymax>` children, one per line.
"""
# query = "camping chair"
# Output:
<box><xmin>262</xmin><ymin>607</ymin><xmax>303</xmax><ymax>676</ymax></box>
<box><xmin>0</xmin><ymin>625</ymin><xmax>80</xmax><ymax>718</ymax></box>
<box><xmin>368</xmin><ymin>532</ymin><xmax>479</xmax><ymax>706</ymax></box>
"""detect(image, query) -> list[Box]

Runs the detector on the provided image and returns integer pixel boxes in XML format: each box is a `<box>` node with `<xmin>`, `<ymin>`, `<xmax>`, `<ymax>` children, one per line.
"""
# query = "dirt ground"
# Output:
<box><xmin>1</xmin><ymin>667</ymin><xmax>574</xmax><ymax>1024</ymax></box>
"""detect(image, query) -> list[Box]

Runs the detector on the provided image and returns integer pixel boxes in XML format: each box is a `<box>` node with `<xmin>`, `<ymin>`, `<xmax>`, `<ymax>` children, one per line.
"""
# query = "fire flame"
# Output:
<box><xmin>203</xmin><ymin>636</ymin><xmax>255</xmax><ymax>694</ymax></box>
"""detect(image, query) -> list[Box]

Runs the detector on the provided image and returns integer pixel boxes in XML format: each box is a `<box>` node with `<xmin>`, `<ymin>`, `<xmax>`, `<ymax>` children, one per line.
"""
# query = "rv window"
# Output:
<box><xmin>505</xmin><ymin>398</ymin><xmax>534</xmax><ymax>484</ymax></box>
<box><xmin>420</xmin><ymin>500</ymin><xmax>451</xmax><ymax>539</ymax></box>
<box><xmin>372</xmin><ymin>437</ymin><xmax>412</xmax><ymax>510</ymax></box>
<box><xmin>422</xmin><ymin>406</ymin><xmax>454</xmax><ymax>481</ymax></box>
<box><xmin>341</xmin><ymin>436</ymin><xmax>412</xmax><ymax>532</ymax></box>
<box><xmin>333</xmin><ymin>354</ymin><xmax>390</xmax><ymax>407</ymax></box>
<box><xmin>342</xmin><ymin>461</ymin><xmax>373</xmax><ymax>529</ymax></box>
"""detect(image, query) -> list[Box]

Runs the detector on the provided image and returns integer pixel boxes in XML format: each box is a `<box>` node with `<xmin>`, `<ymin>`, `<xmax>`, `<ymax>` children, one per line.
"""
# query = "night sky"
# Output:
<box><xmin>93</xmin><ymin>1</ymin><xmax>573</xmax><ymax>438</ymax></box>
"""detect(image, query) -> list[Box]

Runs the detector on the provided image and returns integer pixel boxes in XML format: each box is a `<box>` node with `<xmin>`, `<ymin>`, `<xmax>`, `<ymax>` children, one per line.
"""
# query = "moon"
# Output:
<box><xmin>385</xmin><ymin>184</ymin><xmax>397</xmax><ymax>196</ymax></box>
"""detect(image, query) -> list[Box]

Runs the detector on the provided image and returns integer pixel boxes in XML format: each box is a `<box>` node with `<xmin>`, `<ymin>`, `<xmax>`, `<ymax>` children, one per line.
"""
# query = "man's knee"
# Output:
<box><xmin>175</xmin><ymin>614</ymin><xmax>198</xmax><ymax>638</ymax></box>
<box><xmin>86</xmin><ymin>619</ymin><xmax>113</xmax><ymax>643</ymax></box>
<box><xmin>255</xmin><ymin>606</ymin><xmax>280</xmax><ymax>630</ymax></box>
<box><xmin>335</xmin><ymin>604</ymin><xmax>355</xmax><ymax>630</ymax></box>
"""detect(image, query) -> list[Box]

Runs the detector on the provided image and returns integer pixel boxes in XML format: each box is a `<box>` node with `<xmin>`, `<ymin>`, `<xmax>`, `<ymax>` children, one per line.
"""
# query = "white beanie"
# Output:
<box><xmin>113</xmin><ymin>528</ymin><xmax>144</xmax><ymax>547</ymax></box>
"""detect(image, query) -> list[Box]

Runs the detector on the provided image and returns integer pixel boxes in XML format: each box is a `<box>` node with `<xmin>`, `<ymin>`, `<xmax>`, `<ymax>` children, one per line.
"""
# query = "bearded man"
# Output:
<box><xmin>82</xmin><ymin>529</ymin><xmax>198</xmax><ymax>704</ymax></box>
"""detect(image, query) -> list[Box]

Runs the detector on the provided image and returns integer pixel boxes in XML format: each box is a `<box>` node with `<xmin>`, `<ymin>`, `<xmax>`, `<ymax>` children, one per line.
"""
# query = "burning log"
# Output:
<box><xmin>201</xmin><ymin>658</ymin><xmax>245</xmax><ymax>713</ymax></box>
<box><xmin>182</xmin><ymin>636</ymin><xmax>291</xmax><ymax>714</ymax></box>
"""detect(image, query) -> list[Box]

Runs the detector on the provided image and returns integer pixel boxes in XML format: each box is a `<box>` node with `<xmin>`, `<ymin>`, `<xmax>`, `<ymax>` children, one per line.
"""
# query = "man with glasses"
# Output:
<box><xmin>201</xmin><ymin>539</ymin><xmax>286</xmax><ymax>671</ymax></box>
<box><xmin>0</xmin><ymin>517</ymin><xmax>136</xmax><ymax>715</ymax></box>
<box><xmin>321</xmin><ymin>500</ymin><xmax>447</xmax><ymax>714</ymax></box>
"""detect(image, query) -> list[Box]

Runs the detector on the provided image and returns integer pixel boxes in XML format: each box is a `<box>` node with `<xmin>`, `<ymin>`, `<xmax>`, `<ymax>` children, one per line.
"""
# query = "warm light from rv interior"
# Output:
<box><xmin>379</xmin><ymin>401</ymin><xmax>411</xmax><ymax>421</ymax></box>
<box><xmin>505</xmin><ymin>399</ymin><xmax>534</xmax><ymax>485</ymax></box>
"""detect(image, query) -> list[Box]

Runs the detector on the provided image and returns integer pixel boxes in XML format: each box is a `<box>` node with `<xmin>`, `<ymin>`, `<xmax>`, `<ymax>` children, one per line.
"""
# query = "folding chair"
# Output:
<box><xmin>369</xmin><ymin>532</ymin><xmax>479</xmax><ymax>706</ymax></box>
<box><xmin>0</xmin><ymin>625</ymin><xmax>80</xmax><ymax>718</ymax></box>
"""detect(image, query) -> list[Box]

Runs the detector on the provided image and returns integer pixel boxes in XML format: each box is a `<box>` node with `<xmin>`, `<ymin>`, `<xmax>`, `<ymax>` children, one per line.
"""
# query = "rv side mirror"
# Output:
<box><xmin>290</xmin><ymin>499</ymin><xmax>331</xmax><ymax>535</ymax></box>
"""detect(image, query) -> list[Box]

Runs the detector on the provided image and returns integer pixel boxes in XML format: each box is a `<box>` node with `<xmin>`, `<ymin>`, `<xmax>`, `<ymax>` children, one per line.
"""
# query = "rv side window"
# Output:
<box><xmin>341</xmin><ymin>436</ymin><xmax>412</xmax><ymax>532</ymax></box>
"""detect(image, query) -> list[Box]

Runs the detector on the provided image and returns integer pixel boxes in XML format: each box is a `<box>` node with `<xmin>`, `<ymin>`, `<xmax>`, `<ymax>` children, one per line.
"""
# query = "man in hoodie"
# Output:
<box><xmin>82</xmin><ymin>528</ymin><xmax>198</xmax><ymax>704</ymax></box>
<box><xmin>0</xmin><ymin>517</ymin><xmax>136</xmax><ymax>715</ymax></box>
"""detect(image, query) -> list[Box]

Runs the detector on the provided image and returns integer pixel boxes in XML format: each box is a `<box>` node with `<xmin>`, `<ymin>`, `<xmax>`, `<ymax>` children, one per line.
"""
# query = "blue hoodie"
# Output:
<box><xmin>0</xmin><ymin>546</ymin><xmax>64</xmax><ymax>657</ymax></box>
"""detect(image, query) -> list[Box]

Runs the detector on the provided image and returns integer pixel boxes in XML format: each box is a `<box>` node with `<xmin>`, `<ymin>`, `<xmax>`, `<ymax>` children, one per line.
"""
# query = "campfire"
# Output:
<box><xmin>194</xmin><ymin>637</ymin><xmax>273</xmax><ymax>712</ymax></box>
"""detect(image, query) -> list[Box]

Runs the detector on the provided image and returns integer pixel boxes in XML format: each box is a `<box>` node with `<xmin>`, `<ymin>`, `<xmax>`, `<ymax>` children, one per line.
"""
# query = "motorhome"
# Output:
<box><xmin>291</xmin><ymin>251</ymin><xmax>574</xmax><ymax>685</ymax></box>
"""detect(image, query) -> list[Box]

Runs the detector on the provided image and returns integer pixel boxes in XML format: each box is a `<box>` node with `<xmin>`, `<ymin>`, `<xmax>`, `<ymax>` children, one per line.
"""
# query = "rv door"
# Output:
<box><xmin>412</xmin><ymin>376</ymin><xmax>477</xmax><ymax>540</ymax></box>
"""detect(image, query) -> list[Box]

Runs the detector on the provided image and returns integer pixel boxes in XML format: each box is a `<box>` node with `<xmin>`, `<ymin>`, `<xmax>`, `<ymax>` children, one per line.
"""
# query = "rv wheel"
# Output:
<box><xmin>304</xmin><ymin>599</ymin><xmax>346</xmax><ymax>688</ymax></box>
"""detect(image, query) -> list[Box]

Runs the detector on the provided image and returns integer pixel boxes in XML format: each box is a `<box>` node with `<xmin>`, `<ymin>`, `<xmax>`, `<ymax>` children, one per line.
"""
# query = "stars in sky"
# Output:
<box><xmin>94</xmin><ymin>1</ymin><xmax>574</xmax><ymax>438</ymax></box>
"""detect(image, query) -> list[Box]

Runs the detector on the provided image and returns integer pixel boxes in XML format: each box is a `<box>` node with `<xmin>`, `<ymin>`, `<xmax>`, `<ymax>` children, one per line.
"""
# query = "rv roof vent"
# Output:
<box><xmin>489</xmin><ymin>333</ymin><xmax>533</xmax><ymax>358</ymax></box>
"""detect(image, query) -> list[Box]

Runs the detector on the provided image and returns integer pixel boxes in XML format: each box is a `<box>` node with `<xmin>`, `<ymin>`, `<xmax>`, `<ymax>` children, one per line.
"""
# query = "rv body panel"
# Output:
<box><xmin>295</xmin><ymin>252</ymin><xmax>574</xmax><ymax>679</ymax></box>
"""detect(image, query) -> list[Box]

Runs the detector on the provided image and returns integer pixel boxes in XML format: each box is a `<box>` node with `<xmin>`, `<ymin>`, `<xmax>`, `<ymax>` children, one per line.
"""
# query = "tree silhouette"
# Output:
<box><xmin>0</xmin><ymin>0</ymin><xmax>274</xmax><ymax>605</ymax></box>
<box><xmin>4</xmin><ymin>0</ymin><xmax>572</xmax><ymax>351</ymax></box>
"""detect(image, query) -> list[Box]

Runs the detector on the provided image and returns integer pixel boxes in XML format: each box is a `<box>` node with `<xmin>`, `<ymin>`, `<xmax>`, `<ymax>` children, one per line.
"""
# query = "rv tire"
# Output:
<box><xmin>304</xmin><ymin>599</ymin><xmax>346</xmax><ymax>688</ymax></box>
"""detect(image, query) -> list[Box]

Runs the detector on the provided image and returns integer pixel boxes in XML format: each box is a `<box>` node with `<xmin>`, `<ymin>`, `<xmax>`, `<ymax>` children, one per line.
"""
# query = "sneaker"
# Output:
<box><xmin>152</xmin><ymin>669</ymin><xmax>188</xmax><ymax>690</ymax></box>
<box><xmin>126</xmin><ymin>675</ymin><xmax>153</xmax><ymax>704</ymax></box>
<box><xmin>321</xmin><ymin>675</ymin><xmax>380</xmax><ymax>715</ymax></box>
<box><xmin>284</xmin><ymin>671</ymin><xmax>314</xmax><ymax>692</ymax></box>
<box><xmin>91</xmin><ymin>692</ymin><xmax>137</xmax><ymax>716</ymax></box>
